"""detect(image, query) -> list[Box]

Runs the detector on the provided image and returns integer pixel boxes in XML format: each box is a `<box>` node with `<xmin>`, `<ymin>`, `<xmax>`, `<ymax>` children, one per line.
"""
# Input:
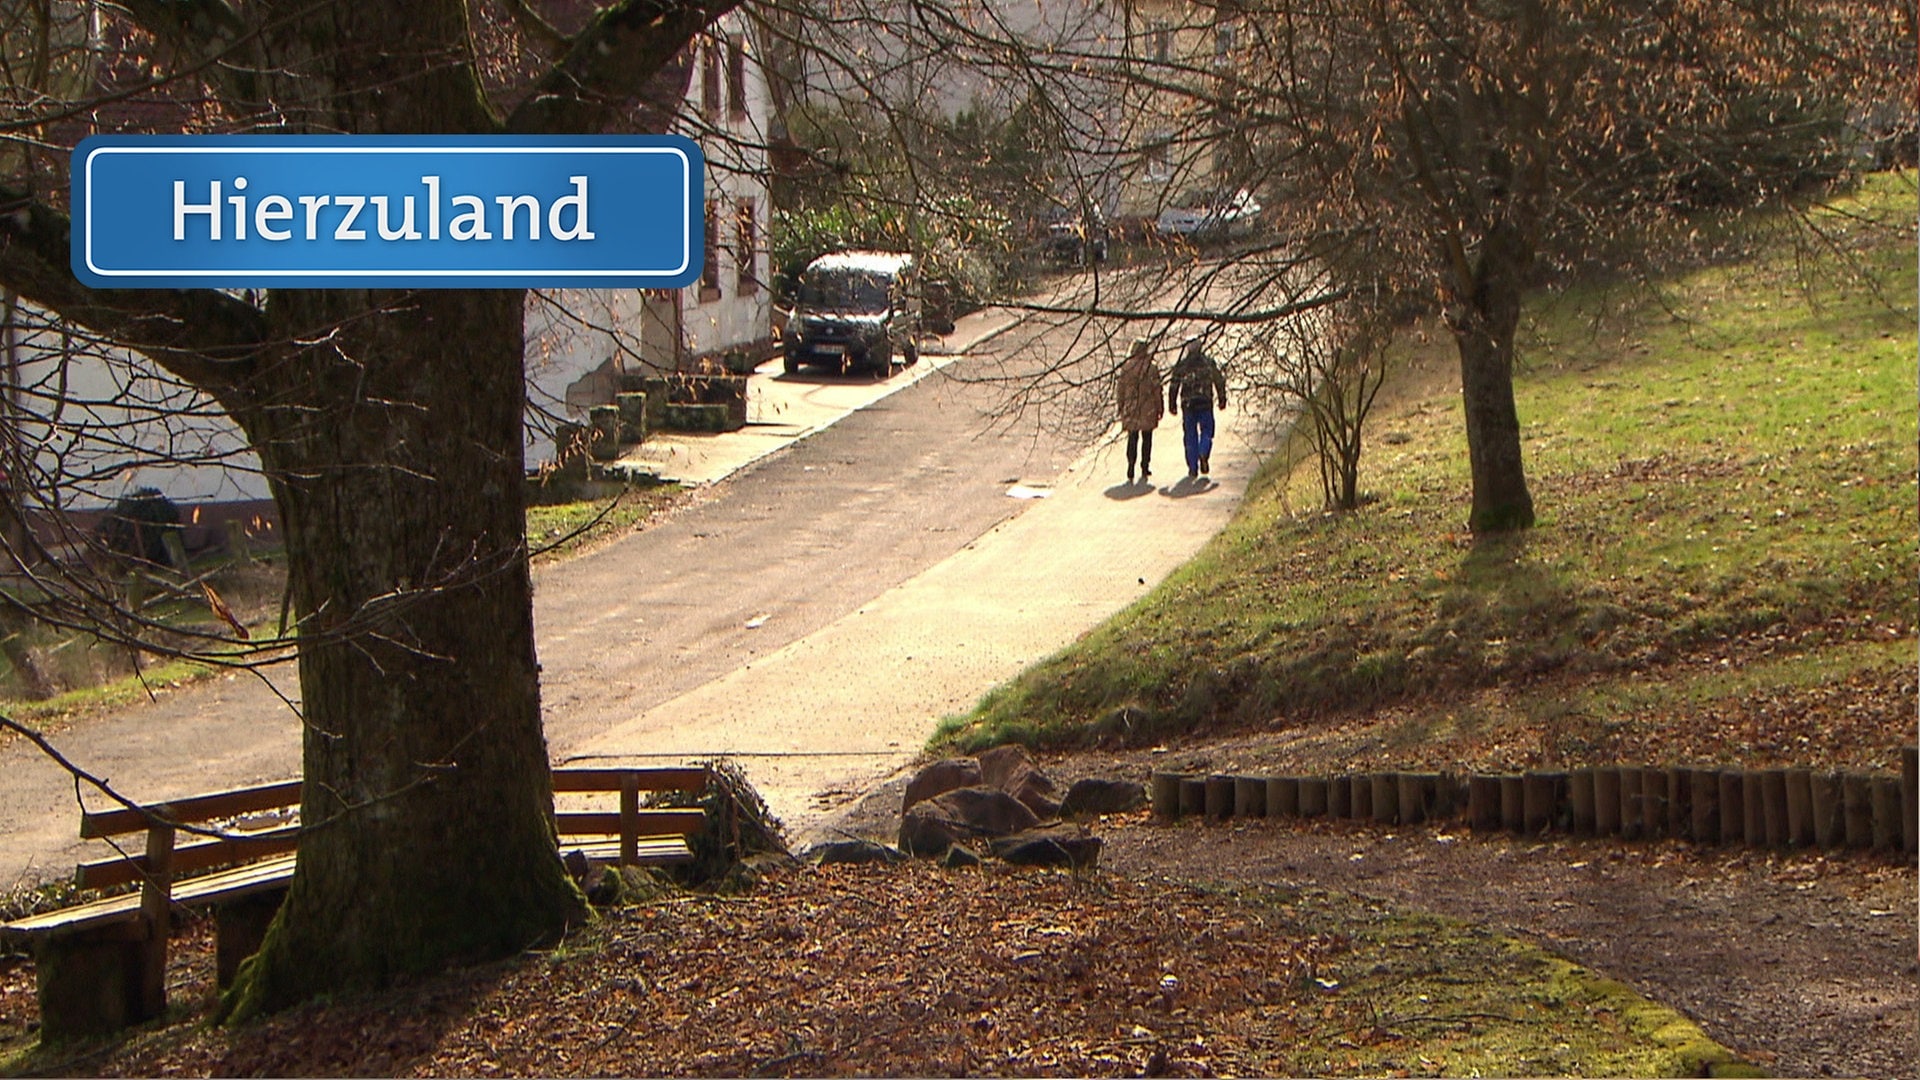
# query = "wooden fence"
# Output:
<box><xmin>1150</xmin><ymin>746</ymin><xmax>1918</xmax><ymax>857</ymax></box>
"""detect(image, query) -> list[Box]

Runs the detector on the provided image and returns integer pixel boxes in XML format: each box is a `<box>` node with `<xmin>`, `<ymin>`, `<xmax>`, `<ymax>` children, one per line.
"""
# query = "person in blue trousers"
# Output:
<box><xmin>1167</xmin><ymin>339</ymin><xmax>1227</xmax><ymax>480</ymax></box>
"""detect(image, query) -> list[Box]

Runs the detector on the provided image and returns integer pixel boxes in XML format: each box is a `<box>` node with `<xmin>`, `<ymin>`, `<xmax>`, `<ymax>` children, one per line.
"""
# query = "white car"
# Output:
<box><xmin>1154</xmin><ymin>188</ymin><xmax>1263</xmax><ymax>241</ymax></box>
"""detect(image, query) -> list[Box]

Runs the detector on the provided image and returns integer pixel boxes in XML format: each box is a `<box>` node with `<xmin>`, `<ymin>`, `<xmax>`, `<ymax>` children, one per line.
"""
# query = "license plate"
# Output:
<box><xmin>817</xmin><ymin>344</ymin><xmax>844</xmax><ymax>355</ymax></box>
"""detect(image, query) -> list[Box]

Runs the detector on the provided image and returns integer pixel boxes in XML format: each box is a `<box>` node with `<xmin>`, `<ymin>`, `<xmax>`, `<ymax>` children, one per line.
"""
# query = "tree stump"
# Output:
<box><xmin>1842</xmin><ymin>772</ymin><xmax>1874</xmax><ymax>849</ymax></box>
<box><xmin>1179</xmin><ymin>778</ymin><xmax>1207</xmax><ymax>819</ymax></box>
<box><xmin>1619</xmin><ymin>767</ymin><xmax>1645</xmax><ymax>841</ymax></box>
<box><xmin>1329</xmin><ymin>776</ymin><xmax>1352</xmax><ymax>819</ymax></box>
<box><xmin>1371</xmin><ymin>774</ymin><xmax>1399</xmax><ymax>825</ymax></box>
<box><xmin>33</xmin><ymin>930</ymin><xmax>155</xmax><ymax>1044</ymax></box>
<box><xmin>1593</xmin><ymin>768</ymin><xmax>1621</xmax><ymax>837</ymax></box>
<box><xmin>1522</xmin><ymin>772</ymin><xmax>1561</xmax><ymax>834</ymax></box>
<box><xmin>1500</xmin><ymin>775</ymin><xmax>1525</xmax><ymax>834</ymax></box>
<box><xmin>1718</xmin><ymin>771</ymin><xmax>1744</xmax><ymax>845</ymax></box>
<box><xmin>1784</xmin><ymin>768</ymin><xmax>1814</xmax><ymax>847</ymax></box>
<box><xmin>1870</xmin><ymin>776</ymin><xmax>1902</xmax><ymax>852</ymax></box>
<box><xmin>1666</xmin><ymin>768</ymin><xmax>1691</xmax><ymax>841</ymax></box>
<box><xmin>1809</xmin><ymin>770</ymin><xmax>1844</xmax><ymax>849</ymax></box>
<box><xmin>1204</xmin><ymin>775</ymin><xmax>1234</xmax><ymax>820</ymax></box>
<box><xmin>1902</xmin><ymin>747</ymin><xmax>1917</xmax><ymax>856</ymax></box>
<box><xmin>1641</xmin><ymin>768</ymin><xmax>1669</xmax><ymax>840</ymax></box>
<box><xmin>1569</xmin><ymin>769</ymin><xmax>1596</xmax><ymax>836</ymax></box>
<box><xmin>225</xmin><ymin>518</ymin><xmax>253</xmax><ymax>564</ymax></box>
<box><xmin>1151</xmin><ymin>773</ymin><xmax>1184</xmax><ymax>820</ymax></box>
<box><xmin>217</xmin><ymin>891</ymin><xmax>286</xmax><ymax>989</ymax></box>
<box><xmin>1235</xmin><ymin>776</ymin><xmax>1268</xmax><ymax>819</ymax></box>
<box><xmin>1760</xmin><ymin>768</ymin><xmax>1789</xmax><ymax>848</ymax></box>
<box><xmin>1745</xmin><ymin>770</ymin><xmax>1768</xmax><ymax>848</ymax></box>
<box><xmin>1267</xmin><ymin>776</ymin><xmax>1299</xmax><ymax>818</ymax></box>
<box><xmin>1689</xmin><ymin>767</ymin><xmax>1719</xmax><ymax>844</ymax></box>
<box><xmin>1469</xmin><ymin>775</ymin><xmax>1502</xmax><ymax>832</ymax></box>
<box><xmin>1298</xmin><ymin>777</ymin><xmax>1328</xmax><ymax>817</ymax></box>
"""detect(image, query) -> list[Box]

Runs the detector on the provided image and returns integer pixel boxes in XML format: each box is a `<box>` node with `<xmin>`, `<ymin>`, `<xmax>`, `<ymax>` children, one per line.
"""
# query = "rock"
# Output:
<box><xmin>903</xmin><ymin>758</ymin><xmax>983</xmax><ymax>813</ymax></box>
<box><xmin>1060</xmin><ymin>777</ymin><xmax>1148</xmax><ymax>817</ymax></box>
<box><xmin>976</xmin><ymin>744</ymin><xmax>1037</xmax><ymax>789</ymax></box>
<box><xmin>562</xmin><ymin>849</ymin><xmax>621</xmax><ymax>905</ymax></box>
<box><xmin>581</xmin><ymin>863</ymin><xmax>621</xmax><ymax>906</ymax></box>
<box><xmin>989</xmin><ymin>823</ymin><xmax>1103</xmax><ymax>869</ymax></box>
<box><xmin>803</xmin><ymin>838</ymin><xmax>910</xmax><ymax>866</ymax></box>
<box><xmin>976</xmin><ymin>744</ymin><xmax>1061</xmax><ymax>819</ymax></box>
<box><xmin>940</xmin><ymin>845</ymin><xmax>984</xmax><ymax>869</ymax></box>
<box><xmin>898</xmin><ymin>786</ymin><xmax>1042</xmax><ymax>856</ymax></box>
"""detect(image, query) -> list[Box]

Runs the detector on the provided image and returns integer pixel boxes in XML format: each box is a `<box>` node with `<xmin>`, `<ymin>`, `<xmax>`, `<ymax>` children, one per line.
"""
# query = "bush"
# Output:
<box><xmin>97</xmin><ymin>487</ymin><xmax>183</xmax><ymax>566</ymax></box>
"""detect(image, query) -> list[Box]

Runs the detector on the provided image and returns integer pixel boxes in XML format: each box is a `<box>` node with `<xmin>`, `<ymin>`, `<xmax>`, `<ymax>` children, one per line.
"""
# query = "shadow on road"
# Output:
<box><xmin>1160</xmin><ymin>476</ymin><xmax>1218</xmax><ymax>498</ymax></box>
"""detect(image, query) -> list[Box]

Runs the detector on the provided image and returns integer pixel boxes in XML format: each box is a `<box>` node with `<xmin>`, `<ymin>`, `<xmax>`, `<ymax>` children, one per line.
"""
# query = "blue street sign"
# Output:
<box><xmin>72</xmin><ymin>135</ymin><xmax>704</xmax><ymax>289</ymax></box>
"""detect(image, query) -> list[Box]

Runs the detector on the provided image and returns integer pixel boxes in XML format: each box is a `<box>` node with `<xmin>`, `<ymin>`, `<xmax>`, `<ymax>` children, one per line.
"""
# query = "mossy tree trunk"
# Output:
<box><xmin>0</xmin><ymin>0</ymin><xmax>738</xmax><ymax>1019</ymax></box>
<box><xmin>219</xmin><ymin>287</ymin><xmax>586</xmax><ymax>1018</ymax></box>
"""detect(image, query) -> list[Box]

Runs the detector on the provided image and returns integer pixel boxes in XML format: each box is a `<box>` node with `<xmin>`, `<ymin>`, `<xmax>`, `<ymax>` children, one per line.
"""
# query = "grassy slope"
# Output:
<box><xmin>936</xmin><ymin>174</ymin><xmax>1918</xmax><ymax>767</ymax></box>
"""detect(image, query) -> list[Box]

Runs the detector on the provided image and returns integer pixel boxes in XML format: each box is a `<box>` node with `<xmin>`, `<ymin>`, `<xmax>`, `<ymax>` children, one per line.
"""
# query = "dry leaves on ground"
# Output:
<box><xmin>13</xmin><ymin>856</ymin><xmax>1744</xmax><ymax>1079</ymax></box>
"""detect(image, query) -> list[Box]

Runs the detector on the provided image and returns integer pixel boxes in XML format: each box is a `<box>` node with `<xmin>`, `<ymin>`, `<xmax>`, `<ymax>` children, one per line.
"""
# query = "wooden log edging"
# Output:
<box><xmin>1147</xmin><ymin>747</ymin><xmax>1918</xmax><ymax>861</ymax></box>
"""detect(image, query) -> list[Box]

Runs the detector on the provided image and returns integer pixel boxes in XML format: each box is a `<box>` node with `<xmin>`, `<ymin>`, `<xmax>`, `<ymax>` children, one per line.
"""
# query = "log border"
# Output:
<box><xmin>1146</xmin><ymin>747</ymin><xmax>1918</xmax><ymax>861</ymax></box>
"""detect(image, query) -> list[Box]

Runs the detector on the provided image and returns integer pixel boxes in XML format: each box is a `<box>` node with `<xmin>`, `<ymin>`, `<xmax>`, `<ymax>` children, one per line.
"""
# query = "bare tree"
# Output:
<box><xmin>766</xmin><ymin>0</ymin><xmax>1911</xmax><ymax>528</ymax></box>
<box><xmin>1240</xmin><ymin>288</ymin><xmax>1390</xmax><ymax>513</ymax></box>
<box><xmin>0</xmin><ymin>0</ymin><xmax>738</xmax><ymax>1018</ymax></box>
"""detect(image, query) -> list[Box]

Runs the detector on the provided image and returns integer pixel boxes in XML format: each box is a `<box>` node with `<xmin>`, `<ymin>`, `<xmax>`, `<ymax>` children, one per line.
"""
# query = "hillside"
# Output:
<box><xmin>937</xmin><ymin>173</ymin><xmax>1918</xmax><ymax>776</ymax></box>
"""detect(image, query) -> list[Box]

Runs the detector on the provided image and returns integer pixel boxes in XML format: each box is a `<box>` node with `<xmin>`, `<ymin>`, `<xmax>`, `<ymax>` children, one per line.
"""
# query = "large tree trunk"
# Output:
<box><xmin>0</xmin><ymin>0</ymin><xmax>734</xmax><ymax>1022</ymax></box>
<box><xmin>186</xmin><ymin>1</ymin><xmax>589</xmax><ymax>1020</ymax></box>
<box><xmin>219</xmin><ymin>288</ymin><xmax>586</xmax><ymax>1019</ymax></box>
<box><xmin>1447</xmin><ymin>222</ymin><xmax>1537</xmax><ymax>533</ymax></box>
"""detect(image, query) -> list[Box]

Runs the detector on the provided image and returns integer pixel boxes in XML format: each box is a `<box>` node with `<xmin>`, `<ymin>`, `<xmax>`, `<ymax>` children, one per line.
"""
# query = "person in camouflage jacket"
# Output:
<box><xmin>1168</xmin><ymin>339</ymin><xmax>1227</xmax><ymax>479</ymax></box>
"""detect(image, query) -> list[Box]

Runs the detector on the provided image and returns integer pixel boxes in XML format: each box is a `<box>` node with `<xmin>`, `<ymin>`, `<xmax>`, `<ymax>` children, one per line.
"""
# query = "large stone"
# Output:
<box><xmin>898</xmin><ymin>787</ymin><xmax>1041</xmax><ymax>856</ymax></box>
<box><xmin>804</xmin><ymin>839</ymin><xmax>910</xmax><ymax>866</ymax></box>
<box><xmin>1060</xmin><ymin>777</ymin><xmax>1147</xmax><ymax>817</ymax></box>
<box><xmin>976</xmin><ymin>744</ymin><xmax>1060</xmax><ymax>819</ymax></box>
<box><xmin>903</xmin><ymin>758</ymin><xmax>984</xmax><ymax>814</ymax></box>
<box><xmin>989</xmin><ymin>823</ymin><xmax>1103</xmax><ymax>869</ymax></box>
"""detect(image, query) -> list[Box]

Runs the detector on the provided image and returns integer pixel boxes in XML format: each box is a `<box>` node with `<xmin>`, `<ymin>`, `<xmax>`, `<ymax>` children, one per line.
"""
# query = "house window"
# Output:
<box><xmin>727</xmin><ymin>34</ymin><xmax>748</xmax><ymax>120</ymax></box>
<box><xmin>1149</xmin><ymin>21</ymin><xmax>1171</xmax><ymax>63</ymax></box>
<box><xmin>735</xmin><ymin>199</ymin><xmax>758</xmax><ymax>295</ymax></box>
<box><xmin>701</xmin><ymin>38</ymin><xmax>722</xmax><ymax>119</ymax></box>
<box><xmin>701</xmin><ymin>200</ymin><xmax>722</xmax><ymax>302</ymax></box>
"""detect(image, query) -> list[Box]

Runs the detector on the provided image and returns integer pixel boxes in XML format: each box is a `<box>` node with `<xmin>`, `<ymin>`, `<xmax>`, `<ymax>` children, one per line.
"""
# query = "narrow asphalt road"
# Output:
<box><xmin>0</xmin><ymin>280</ymin><xmax>1278</xmax><ymax>885</ymax></box>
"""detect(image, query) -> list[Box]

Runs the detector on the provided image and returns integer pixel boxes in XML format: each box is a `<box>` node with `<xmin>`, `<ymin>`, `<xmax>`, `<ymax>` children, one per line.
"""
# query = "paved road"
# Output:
<box><xmin>0</xmin><ymin>269</ymin><xmax>1283</xmax><ymax>884</ymax></box>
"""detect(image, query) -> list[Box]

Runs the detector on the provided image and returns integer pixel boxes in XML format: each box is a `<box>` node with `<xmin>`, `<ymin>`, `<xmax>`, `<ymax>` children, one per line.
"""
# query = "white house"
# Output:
<box><xmin>4</xmin><ymin>13</ymin><xmax>778</xmax><ymax>501</ymax></box>
<box><xmin>525</xmin><ymin>10</ymin><xmax>775</xmax><ymax>465</ymax></box>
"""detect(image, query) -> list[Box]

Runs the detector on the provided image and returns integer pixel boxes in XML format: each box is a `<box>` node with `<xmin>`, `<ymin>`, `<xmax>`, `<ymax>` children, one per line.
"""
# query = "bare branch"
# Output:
<box><xmin>0</xmin><ymin>186</ymin><xmax>265</xmax><ymax>391</ymax></box>
<box><xmin>506</xmin><ymin>0</ymin><xmax>745</xmax><ymax>134</ymax></box>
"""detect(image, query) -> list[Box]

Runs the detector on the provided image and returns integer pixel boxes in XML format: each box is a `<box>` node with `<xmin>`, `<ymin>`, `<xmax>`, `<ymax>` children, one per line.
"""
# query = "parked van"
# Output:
<box><xmin>781</xmin><ymin>251</ymin><xmax>922</xmax><ymax>377</ymax></box>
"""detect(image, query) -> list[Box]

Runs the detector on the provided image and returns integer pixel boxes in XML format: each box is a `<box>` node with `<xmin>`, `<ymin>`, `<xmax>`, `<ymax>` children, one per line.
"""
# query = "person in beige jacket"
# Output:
<box><xmin>1116</xmin><ymin>337</ymin><xmax>1165</xmax><ymax>486</ymax></box>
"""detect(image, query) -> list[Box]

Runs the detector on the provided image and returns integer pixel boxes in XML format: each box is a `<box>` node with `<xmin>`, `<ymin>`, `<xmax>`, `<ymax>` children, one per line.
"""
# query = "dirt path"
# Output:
<box><xmin>1108</xmin><ymin>819</ymin><xmax>1917</xmax><ymax>1079</ymax></box>
<box><xmin>822</xmin><ymin>763</ymin><xmax>1917</xmax><ymax>1080</ymax></box>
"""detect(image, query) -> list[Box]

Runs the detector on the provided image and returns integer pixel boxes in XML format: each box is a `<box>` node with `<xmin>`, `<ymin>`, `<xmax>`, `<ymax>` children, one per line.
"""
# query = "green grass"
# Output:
<box><xmin>526</xmin><ymin>483</ymin><xmax>683</xmax><ymax>565</ymax></box>
<box><xmin>1233</xmin><ymin>886</ymin><xmax>1756</xmax><ymax>1077</ymax></box>
<box><xmin>936</xmin><ymin>172</ymin><xmax>1918</xmax><ymax>756</ymax></box>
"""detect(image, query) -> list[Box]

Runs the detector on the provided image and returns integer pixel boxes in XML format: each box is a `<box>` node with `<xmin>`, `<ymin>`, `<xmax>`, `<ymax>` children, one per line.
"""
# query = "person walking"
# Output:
<box><xmin>1168</xmin><ymin>338</ymin><xmax>1227</xmax><ymax>480</ymax></box>
<box><xmin>1116</xmin><ymin>337</ymin><xmax>1164</xmax><ymax>486</ymax></box>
